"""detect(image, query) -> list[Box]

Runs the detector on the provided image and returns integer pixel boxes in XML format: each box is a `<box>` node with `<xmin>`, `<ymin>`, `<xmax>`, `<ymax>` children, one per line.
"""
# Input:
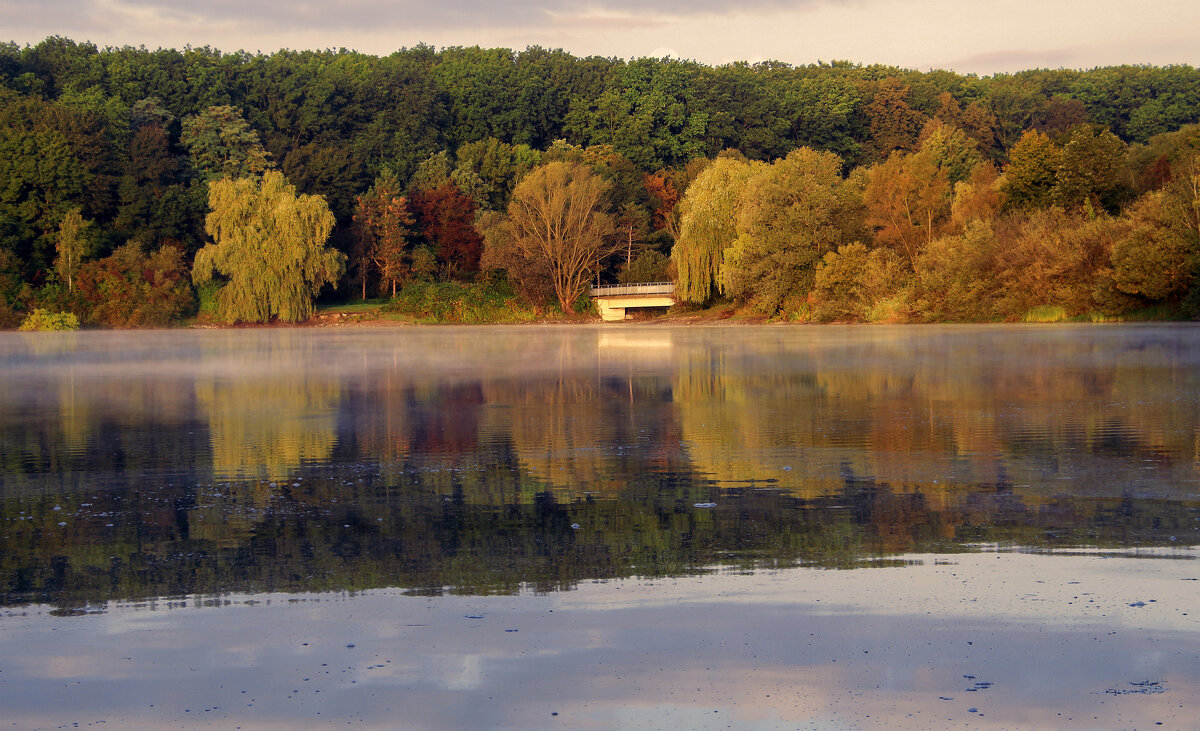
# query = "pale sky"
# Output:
<box><xmin>3</xmin><ymin>0</ymin><xmax>1198</xmax><ymax>75</ymax></box>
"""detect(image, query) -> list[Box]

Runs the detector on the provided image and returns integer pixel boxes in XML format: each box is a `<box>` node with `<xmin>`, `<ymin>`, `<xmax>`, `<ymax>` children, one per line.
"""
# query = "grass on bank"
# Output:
<box><xmin>195</xmin><ymin>278</ymin><xmax>1196</xmax><ymax>328</ymax></box>
<box><xmin>1025</xmin><ymin>303</ymin><xmax>1182</xmax><ymax>323</ymax></box>
<box><xmin>320</xmin><ymin>298</ymin><xmax>390</xmax><ymax>313</ymax></box>
<box><xmin>372</xmin><ymin>279</ymin><xmax>603</xmax><ymax>324</ymax></box>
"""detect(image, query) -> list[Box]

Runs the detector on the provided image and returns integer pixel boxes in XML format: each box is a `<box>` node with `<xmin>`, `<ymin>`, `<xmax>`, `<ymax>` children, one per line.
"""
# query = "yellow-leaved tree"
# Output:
<box><xmin>671</xmin><ymin>155</ymin><xmax>761</xmax><ymax>304</ymax></box>
<box><xmin>489</xmin><ymin>161</ymin><xmax>618</xmax><ymax>313</ymax></box>
<box><xmin>193</xmin><ymin>171</ymin><xmax>346</xmax><ymax>323</ymax></box>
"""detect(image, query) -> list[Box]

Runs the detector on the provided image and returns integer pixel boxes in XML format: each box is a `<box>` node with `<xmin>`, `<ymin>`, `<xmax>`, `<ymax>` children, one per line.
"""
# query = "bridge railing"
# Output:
<box><xmin>589</xmin><ymin>282</ymin><xmax>676</xmax><ymax>297</ymax></box>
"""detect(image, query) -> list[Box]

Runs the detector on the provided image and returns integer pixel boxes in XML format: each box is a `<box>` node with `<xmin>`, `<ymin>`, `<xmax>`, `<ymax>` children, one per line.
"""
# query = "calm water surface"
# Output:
<box><xmin>1</xmin><ymin>324</ymin><xmax>1198</xmax><ymax>728</ymax></box>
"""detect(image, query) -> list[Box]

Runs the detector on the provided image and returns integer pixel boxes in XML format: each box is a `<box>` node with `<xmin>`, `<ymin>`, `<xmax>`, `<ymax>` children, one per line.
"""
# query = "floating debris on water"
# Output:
<box><xmin>1104</xmin><ymin>680</ymin><xmax>1166</xmax><ymax>695</ymax></box>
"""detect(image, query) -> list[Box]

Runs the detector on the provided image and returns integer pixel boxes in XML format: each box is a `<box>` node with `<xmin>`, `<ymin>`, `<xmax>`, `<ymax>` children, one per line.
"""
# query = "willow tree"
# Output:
<box><xmin>723</xmin><ymin>147</ymin><xmax>850</xmax><ymax>314</ymax></box>
<box><xmin>495</xmin><ymin>161</ymin><xmax>617</xmax><ymax>312</ymax></box>
<box><xmin>194</xmin><ymin>171</ymin><xmax>345</xmax><ymax>323</ymax></box>
<box><xmin>671</xmin><ymin>156</ymin><xmax>760</xmax><ymax>304</ymax></box>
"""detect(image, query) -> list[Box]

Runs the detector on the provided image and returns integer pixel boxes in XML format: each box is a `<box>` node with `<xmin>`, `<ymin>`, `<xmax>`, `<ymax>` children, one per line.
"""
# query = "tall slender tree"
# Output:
<box><xmin>53</xmin><ymin>207</ymin><xmax>91</xmax><ymax>292</ymax></box>
<box><xmin>354</xmin><ymin>172</ymin><xmax>414</xmax><ymax>297</ymax></box>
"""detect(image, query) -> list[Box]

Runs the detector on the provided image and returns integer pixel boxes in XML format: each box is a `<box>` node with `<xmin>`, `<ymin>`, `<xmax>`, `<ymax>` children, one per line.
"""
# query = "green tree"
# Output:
<box><xmin>181</xmin><ymin>105</ymin><xmax>273</xmax><ymax>181</ymax></box>
<box><xmin>350</xmin><ymin>45</ymin><xmax>446</xmax><ymax>182</ymax></box>
<box><xmin>0</xmin><ymin>248</ymin><xmax>28</xmax><ymax>328</ymax></box>
<box><xmin>1052</xmin><ymin>124</ymin><xmax>1127</xmax><ymax>211</ymax></box>
<box><xmin>1107</xmin><ymin>192</ymin><xmax>1195</xmax><ymax>303</ymax></box>
<box><xmin>564</xmin><ymin>57</ymin><xmax>710</xmax><ymax>169</ymax></box>
<box><xmin>918</xmin><ymin>120</ymin><xmax>982</xmax><ymax>186</ymax></box>
<box><xmin>791</xmin><ymin>74</ymin><xmax>866</xmax><ymax>163</ymax></box>
<box><xmin>279</xmin><ymin>141</ymin><xmax>368</xmax><ymax>223</ymax></box>
<box><xmin>672</xmin><ymin>155</ymin><xmax>761</xmax><ymax>304</ymax></box>
<box><xmin>113</xmin><ymin>122</ymin><xmax>206</xmax><ymax>254</ymax></box>
<box><xmin>193</xmin><ymin>171</ymin><xmax>345</xmax><ymax>323</ymax></box>
<box><xmin>618</xmin><ymin>249</ymin><xmax>671</xmax><ymax>284</ymax></box>
<box><xmin>1002</xmin><ymin>129</ymin><xmax>1060</xmax><ymax>209</ymax></box>
<box><xmin>0</xmin><ymin>95</ymin><xmax>98</xmax><ymax>270</ymax></box>
<box><xmin>455</xmin><ymin>137</ymin><xmax>542</xmax><ymax>211</ymax></box>
<box><xmin>1160</xmin><ymin>149</ymin><xmax>1200</xmax><ymax>245</ymax></box>
<box><xmin>722</xmin><ymin>147</ymin><xmax>851</xmax><ymax>314</ymax></box>
<box><xmin>53</xmin><ymin>207</ymin><xmax>91</xmax><ymax>292</ymax></box>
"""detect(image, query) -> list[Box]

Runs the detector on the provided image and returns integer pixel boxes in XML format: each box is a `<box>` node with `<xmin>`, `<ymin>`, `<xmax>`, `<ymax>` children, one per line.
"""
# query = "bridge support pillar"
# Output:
<box><xmin>597</xmin><ymin>300</ymin><xmax>627</xmax><ymax>322</ymax></box>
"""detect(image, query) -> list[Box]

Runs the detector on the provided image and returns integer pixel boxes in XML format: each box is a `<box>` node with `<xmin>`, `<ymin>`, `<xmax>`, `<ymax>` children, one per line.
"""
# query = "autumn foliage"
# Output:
<box><xmin>409</xmin><ymin>183</ymin><xmax>484</xmax><ymax>277</ymax></box>
<box><xmin>354</xmin><ymin>174</ymin><xmax>415</xmax><ymax>297</ymax></box>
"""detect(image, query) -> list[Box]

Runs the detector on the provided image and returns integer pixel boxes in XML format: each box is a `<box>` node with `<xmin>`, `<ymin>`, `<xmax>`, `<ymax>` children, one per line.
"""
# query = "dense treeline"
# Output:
<box><xmin>2</xmin><ymin>36</ymin><xmax>1200</xmax><ymax>326</ymax></box>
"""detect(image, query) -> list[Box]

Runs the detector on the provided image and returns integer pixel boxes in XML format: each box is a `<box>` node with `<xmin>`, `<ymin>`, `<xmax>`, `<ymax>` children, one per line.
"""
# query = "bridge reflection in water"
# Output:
<box><xmin>589</xmin><ymin>282</ymin><xmax>676</xmax><ymax>321</ymax></box>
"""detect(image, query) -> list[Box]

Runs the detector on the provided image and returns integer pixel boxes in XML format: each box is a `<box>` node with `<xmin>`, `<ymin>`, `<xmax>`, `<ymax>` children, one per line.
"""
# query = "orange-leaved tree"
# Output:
<box><xmin>493</xmin><ymin>161</ymin><xmax>618</xmax><ymax>313</ymax></box>
<box><xmin>354</xmin><ymin>172</ymin><xmax>414</xmax><ymax>298</ymax></box>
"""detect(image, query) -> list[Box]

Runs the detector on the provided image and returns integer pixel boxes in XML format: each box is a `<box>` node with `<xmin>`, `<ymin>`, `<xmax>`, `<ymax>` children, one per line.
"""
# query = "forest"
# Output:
<box><xmin>2</xmin><ymin>36</ymin><xmax>1200</xmax><ymax>327</ymax></box>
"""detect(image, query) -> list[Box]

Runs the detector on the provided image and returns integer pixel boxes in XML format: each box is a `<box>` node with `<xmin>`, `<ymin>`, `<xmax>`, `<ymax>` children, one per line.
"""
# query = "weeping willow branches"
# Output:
<box><xmin>193</xmin><ymin>171</ymin><xmax>346</xmax><ymax>323</ymax></box>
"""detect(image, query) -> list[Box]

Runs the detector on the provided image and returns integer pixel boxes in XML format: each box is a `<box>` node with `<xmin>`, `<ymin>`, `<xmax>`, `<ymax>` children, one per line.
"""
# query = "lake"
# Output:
<box><xmin>1</xmin><ymin>323</ymin><xmax>1198</xmax><ymax>729</ymax></box>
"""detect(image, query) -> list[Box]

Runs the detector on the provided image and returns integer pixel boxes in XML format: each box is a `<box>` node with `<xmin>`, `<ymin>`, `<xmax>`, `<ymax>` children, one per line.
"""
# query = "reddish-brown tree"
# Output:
<box><xmin>864</xmin><ymin>78</ymin><xmax>927</xmax><ymax>160</ymax></box>
<box><xmin>643</xmin><ymin>171</ymin><xmax>680</xmax><ymax>238</ymax></box>
<box><xmin>409</xmin><ymin>182</ymin><xmax>484</xmax><ymax>278</ymax></box>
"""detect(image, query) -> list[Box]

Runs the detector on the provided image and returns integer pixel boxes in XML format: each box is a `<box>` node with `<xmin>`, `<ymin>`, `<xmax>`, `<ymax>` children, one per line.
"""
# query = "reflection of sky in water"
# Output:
<box><xmin>1</xmin><ymin>551</ymin><xmax>1197</xmax><ymax>729</ymax></box>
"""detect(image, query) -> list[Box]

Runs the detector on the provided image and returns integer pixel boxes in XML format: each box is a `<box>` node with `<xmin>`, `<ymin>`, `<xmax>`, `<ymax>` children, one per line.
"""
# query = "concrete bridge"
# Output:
<box><xmin>589</xmin><ymin>282</ymin><xmax>676</xmax><ymax>322</ymax></box>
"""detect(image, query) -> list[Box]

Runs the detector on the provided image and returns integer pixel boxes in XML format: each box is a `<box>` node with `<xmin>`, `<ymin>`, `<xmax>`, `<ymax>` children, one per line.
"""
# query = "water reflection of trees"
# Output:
<box><xmin>194</xmin><ymin>361</ymin><xmax>340</xmax><ymax>482</ymax></box>
<box><xmin>674</xmin><ymin>331</ymin><xmax>1200</xmax><ymax>505</ymax></box>
<box><xmin>0</xmin><ymin>369</ymin><xmax>202</xmax><ymax>489</ymax></box>
<box><xmin>4</xmin><ymin>460</ymin><xmax>1197</xmax><ymax>610</ymax></box>
<box><xmin>4</xmin><ymin>327</ymin><xmax>1200</xmax><ymax>609</ymax></box>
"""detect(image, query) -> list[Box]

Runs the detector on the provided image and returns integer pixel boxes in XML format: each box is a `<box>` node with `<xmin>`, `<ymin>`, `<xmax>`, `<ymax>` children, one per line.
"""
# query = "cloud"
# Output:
<box><xmin>69</xmin><ymin>0</ymin><xmax>817</xmax><ymax>33</ymax></box>
<box><xmin>946</xmin><ymin>47</ymin><xmax>1083</xmax><ymax>73</ymax></box>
